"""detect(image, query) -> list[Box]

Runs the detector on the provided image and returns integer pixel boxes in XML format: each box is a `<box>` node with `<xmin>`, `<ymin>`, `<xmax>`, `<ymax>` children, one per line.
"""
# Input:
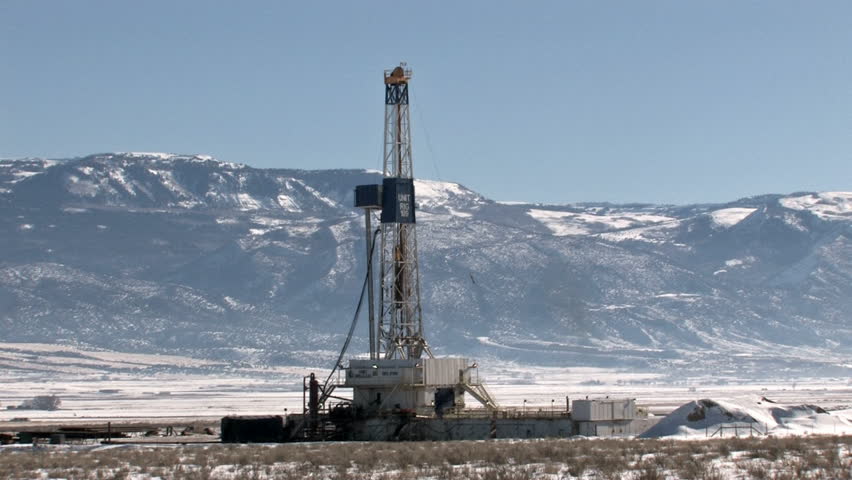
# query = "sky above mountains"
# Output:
<box><xmin>2</xmin><ymin>1</ymin><xmax>850</xmax><ymax>204</ymax></box>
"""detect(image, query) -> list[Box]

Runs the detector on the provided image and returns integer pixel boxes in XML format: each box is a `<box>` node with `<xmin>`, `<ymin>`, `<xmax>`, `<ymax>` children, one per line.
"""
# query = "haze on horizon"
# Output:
<box><xmin>1</xmin><ymin>1</ymin><xmax>850</xmax><ymax>205</ymax></box>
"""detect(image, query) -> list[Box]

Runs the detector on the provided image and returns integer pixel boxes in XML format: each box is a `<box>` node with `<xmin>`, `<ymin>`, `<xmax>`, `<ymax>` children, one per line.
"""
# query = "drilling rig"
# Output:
<box><xmin>236</xmin><ymin>64</ymin><xmax>653</xmax><ymax>443</ymax></box>
<box><xmin>360</xmin><ymin>64</ymin><xmax>431</xmax><ymax>361</ymax></box>
<box><xmin>346</xmin><ymin>64</ymin><xmax>497</xmax><ymax>418</ymax></box>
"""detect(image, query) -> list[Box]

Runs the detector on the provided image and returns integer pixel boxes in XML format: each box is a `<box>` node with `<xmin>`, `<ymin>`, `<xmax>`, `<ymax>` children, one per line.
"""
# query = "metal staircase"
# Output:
<box><xmin>462</xmin><ymin>381</ymin><xmax>499</xmax><ymax>411</ymax></box>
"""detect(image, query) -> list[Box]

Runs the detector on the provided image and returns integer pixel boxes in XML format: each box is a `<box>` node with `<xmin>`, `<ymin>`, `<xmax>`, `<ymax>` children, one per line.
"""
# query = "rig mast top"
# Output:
<box><xmin>384</xmin><ymin>65</ymin><xmax>411</xmax><ymax>85</ymax></box>
<box><xmin>382</xmin><ymin>64</ymin><xmax>413</xmax><ymax>178</ymax></box>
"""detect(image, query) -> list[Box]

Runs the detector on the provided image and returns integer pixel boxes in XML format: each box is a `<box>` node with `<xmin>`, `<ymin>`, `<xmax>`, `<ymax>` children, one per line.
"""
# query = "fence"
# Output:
<box><xmin>707</xmin><ymin>421</ymin><xmax>767</xmax><ymax>437</ymax></box>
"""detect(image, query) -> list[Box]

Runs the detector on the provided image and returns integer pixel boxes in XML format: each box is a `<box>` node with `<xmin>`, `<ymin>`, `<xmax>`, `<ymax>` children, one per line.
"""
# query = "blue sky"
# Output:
<box><xmin>2</xmin><ymin>1</ymin><xmax>850</xmax><ymax>204</ymax></box>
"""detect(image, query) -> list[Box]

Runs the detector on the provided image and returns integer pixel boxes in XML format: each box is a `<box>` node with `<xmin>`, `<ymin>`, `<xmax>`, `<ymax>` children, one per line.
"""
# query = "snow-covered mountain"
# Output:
<box><xmin>1</xmin><ymin>153</ymin><xmax>850</xmax><ymax>375</ymax></box>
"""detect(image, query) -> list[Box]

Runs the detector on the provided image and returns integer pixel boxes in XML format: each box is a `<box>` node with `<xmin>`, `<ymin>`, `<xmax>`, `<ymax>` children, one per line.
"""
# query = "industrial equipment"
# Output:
<box><xmin>344</xmin><ymin>64</ymin><xmax>498</xmax><ymax>418</ymax></box>
<box><xmin>265</xmin><ymin>64</ymin><xmax>655</xmax><ymax>442</ymax></box>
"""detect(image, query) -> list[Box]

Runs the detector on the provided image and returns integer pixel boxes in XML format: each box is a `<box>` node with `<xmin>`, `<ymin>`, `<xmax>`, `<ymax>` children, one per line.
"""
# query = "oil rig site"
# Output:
<box><xmin>220</xmin><ymin>64</ymin><xmax>661</xmax><ymax>443</ymax></box>
<box><xmin>0</xmin><ymin>64</ymin><xmax>660</xmax><ymax>446</ymax></box>
<box><xmin>0</xmin><ymin>63</ymin><xmax>661</xmax><ymax>448</ymax></box>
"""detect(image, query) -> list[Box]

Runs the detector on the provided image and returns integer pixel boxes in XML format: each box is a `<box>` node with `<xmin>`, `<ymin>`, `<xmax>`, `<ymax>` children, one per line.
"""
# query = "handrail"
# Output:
<box><xmin>707</xmin><ymin>421</ymin><xmax>767</xmax><ymax>437</ymax></box>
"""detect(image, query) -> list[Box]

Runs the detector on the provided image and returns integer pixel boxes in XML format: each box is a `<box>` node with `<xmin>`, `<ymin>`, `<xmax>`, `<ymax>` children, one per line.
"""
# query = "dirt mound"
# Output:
<box><xmin>639</xmin><ymin>398</ymin><xmax>842</xmax><ymax>438</ymax></box>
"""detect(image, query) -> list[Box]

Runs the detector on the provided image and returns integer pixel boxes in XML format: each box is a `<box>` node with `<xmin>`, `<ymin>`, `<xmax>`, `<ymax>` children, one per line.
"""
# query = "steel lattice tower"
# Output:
<box><xmin>378</xmin><ymin>64</ymin><xmax>432</xmax><ymax>360</ymax></box>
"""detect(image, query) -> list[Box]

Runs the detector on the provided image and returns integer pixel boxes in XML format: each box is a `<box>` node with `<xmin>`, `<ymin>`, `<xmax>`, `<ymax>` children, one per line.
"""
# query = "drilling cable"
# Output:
<box><xmin>321</xmin><ymin>227</ymin><xmax>381</xmax><ymax>400</ymax></box>
<box><xmin>411</xmin><ymin>91</ymin><xmax>443</xmax><ymax>182</ymax></box>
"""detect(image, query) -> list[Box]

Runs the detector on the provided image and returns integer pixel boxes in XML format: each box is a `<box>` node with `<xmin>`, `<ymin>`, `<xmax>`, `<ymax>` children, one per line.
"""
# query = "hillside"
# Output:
<box><xmin>1</xmin><ymin>153</ymin><xmax>850</xmax><ymax>375</ymax></box>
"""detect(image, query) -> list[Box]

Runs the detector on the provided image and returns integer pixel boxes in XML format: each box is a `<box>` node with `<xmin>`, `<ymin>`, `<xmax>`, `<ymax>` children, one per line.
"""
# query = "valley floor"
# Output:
<box><xmin>1</xmin><ymin>343</ymin><xmax>851</xmax><ymax>439</ymax></box>
<box><xmin>2</xmin><ymin>346</ymin><xmax>852</xmax><ymax>478</ymax></box>
<box><xmin>2</xmin><ymin>366</ymin><xmax>851</xmax><ymax>429</ymax></box>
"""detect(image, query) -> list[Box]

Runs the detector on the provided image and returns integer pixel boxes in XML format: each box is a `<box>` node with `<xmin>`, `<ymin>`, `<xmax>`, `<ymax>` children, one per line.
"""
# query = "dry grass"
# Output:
<box><xmin>0</xmin><ymin>434</ymin><xmax>849</xmax><ymax>479</ymax></box>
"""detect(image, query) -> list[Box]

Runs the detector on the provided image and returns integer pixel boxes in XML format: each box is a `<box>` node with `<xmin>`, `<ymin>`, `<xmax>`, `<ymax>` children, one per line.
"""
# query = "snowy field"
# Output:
<box><xmin>1</xmin><ymin>363</ymin><xmax>851</xmax><ymax>433</ymax></box>
<box><xmin>0</xmin><ymin>372</ymin><xmax>308</xmax><ymax>426</ymax></box>
<box><xmin>1</xmin><ymin>342</ymin><xmax>850</xmax><ymax>434</ymax></box>
<box><xmin>2</xmin><ymin>343</ymin><xmax>852</xmax><ymax>478</ymax></box>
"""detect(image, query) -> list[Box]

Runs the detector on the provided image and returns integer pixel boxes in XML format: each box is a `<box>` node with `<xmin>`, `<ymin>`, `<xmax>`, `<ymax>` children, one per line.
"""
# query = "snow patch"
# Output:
<box><xmin>640</xmin><ymin>398</ymin><xmax>850</xmax><ymax>438</ymax></box>
<box><xmin>223</xmin><ymin>296</ymin><xmax>255</xmax><ymax>312</ymax></box>
<box><xmin>724</xmin><ymin>256</ymin><xmax>755</xmax><ymax>269</ymax></box>
<box><xmin>528</xmin><ymin>209</ymin><xmax>675</xmax><ymax>237</ymax></box>
<box><xmin>448</xmin><ymin>208</ymin><xmax>472</xmax><ymax>218</ymax></box>
<box><xmin>655</xmin><ymin>293</ymin><xmax>700</xmax><ymax>301</ymax></box>
<box><xmin>527</xmin><ymin>210</ymin><xmax>592</xmax><ymax>236</ymax></box>
<box><xmin>236</xmin><ymin>193</ymin><xmax>263</xmax><ymax>211</ymax></box>
<box><xmin>10</xmin><ymin>170</ymin><xmax>41</xmax><ymax>183</ymax></box>
<box><xmin>780</xmin><ymin>192</ymin><xmax>852</xmax><ymax>220</ymax></box>
<box><xmin>588</xmin><ymin>304</ymin><xmax>635</xmax><ymax>311</ymax></box>
<box><xmin>783</xmin><ymin>212</ymin><xmax>809</xmax><ymax>231</ymax></box>
<box><xmin>251</xmin><ymin>216</ymin><xmax>287</xmax><ymax>227</ymax></box>
<box><xmin>276</xmin><ymin>194</ymin><xmax>301</xmax><ymax>212</ymax></box>
<box><xmin>121</xmin><ymin>152</ymin><xmax>176</xmax><ymax>160</ymax></box>
<box><xmin>598</xmin><ymin>222</ymin><xmax>681</xmax><ymax>244</ymax></box>
<box><xmin>66</xmin><ymin>178</ymin><xmax>100</xmax><ymax>197</ymax></box>
<box><xmin>286</xmin><ymin>224</ymin><xmax>320</xmax><ymax>237</ymax></box>
<box><xmin>415</xmin><ymin>179</ymin><xmax>479</xmax><ymax>208</ymax></box>
<box><xmin>709</xmin><ymin>208</ymin><xmax>756</xmax><ymax>228</ymax></box>
<box><xmin>150</xmin><ymin>169</ymin><xmax>194</xmax><ymax>200</ymax></box>
<box><xmin>107</xmin><ymin>167</ymin><xmax>136</xmax><ymax>196</ymax></box>
<box><xmin>303</xmin><ymin>184</ymin><xmax>337</xmax><ymax>208</ymax></box>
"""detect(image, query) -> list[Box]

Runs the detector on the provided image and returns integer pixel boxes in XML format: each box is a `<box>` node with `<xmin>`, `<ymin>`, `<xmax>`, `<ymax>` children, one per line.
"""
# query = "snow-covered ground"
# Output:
<box><xmin>2</xmin><ymin>354</ymin><xmax>851</xmax><ymax>479</ymax></box>
<box><xmin>642</xmin><ymin>397</ymin><xmax>852</xmax><ymax>438</ymax></box>
<box><xmin>2</xmin><ymin>359</ymin><xmax>850</xmax><ymax>434</ymax></box>
<box><xmin>708</xmin><ymin>207</ymin><xmax>757</xmax><ymax>227</ymax></box>
<box><xmin>526</xmin><ymin>208</ymin><xmax>676</xmax><ymax>236</ymax></box>
<box><xmin>1</xmin><ymin>343</ymin><xmax>849</xmax><ymax>434</ymax></box>
<box><xmin>0</xmin><ymin>373</ymin><xmax>308</xmax><ymax>425</ymax></box>
<box><xmin>780</xmin><ymin>192</ymin><xmax>852</xmax><ymax>219</ymax></box>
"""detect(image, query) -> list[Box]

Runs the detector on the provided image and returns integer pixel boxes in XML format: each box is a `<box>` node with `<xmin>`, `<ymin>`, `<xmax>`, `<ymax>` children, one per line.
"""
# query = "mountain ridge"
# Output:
<box><xmin>1</xmin><ymin>153</ymin><xmax>850</xmax><ymax>376</ymax></box>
